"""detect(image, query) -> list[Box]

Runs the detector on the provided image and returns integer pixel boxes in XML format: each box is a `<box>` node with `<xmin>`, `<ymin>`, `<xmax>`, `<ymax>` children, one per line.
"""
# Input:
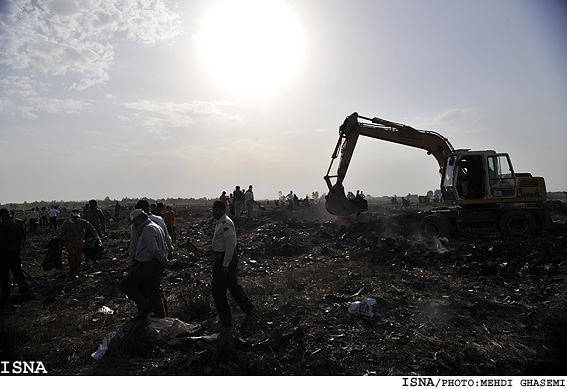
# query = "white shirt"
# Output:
<box><xmin>135</xmin><ymin>219</ymin><xmax>168</xmax><ymax>267</ymax></box>
<box><xmin>149</xmin><ymin>213</ymin><xmax>173</xmax><ymax>251</ymax></box>
<box><xmin>212</xmin><ymin>214</ymin><xmax>236</xmax><ymax>267</ymax></box>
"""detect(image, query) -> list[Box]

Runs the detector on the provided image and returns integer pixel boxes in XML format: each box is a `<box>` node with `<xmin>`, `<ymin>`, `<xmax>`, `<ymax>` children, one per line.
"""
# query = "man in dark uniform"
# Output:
<box><xmin>210</xmin><ymin>201</ymin><xmax>254</xmax><ymax>330</ymax></box>
<box><xmin>0</xmin><ymin>208</ymin><xmax>29</xmax><ymax>310</ymax></box>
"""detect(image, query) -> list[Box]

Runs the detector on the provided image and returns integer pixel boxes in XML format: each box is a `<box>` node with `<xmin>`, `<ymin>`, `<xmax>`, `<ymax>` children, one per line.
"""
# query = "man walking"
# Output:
<box><xmin>244</xmin><ymin>185</ymin><xmax>256</xmax><ymax>220</ymax></box>
<box><xmin>232</xmin><ymin>186</ymin><xmax>244</xmax><ymax>220</ymax></box>
<box><xmin>286</xmin><ymin>191</ymin><xmax>294</xmax><ymax>211</ymax></box>
<box><xmin>28</xmin><ymin>208</ymin><xmax>39</xmax><ymax>234</ymax></box>
<box><xmin>56</xmin><ymin>209</ymin><xmax>100</xmax><ymax>278</ymax></box>
<box><xmin>120</xmin><ymin>209</ymin><xmax>169</xmax><ymax>320</ymax></box>
<box><xmin>83</xmin><ymin>199</ymin><xmax>106</xmax><ymax>236</ymax></box>
<box><xmin>163</xmin><ymin>205</ymin><xmax>176</xmax><ymax>246</ymax></box>
<box><xmin>48</xmin><ymin>206</ymin><xmax>60</xmax><ymax>231</ymax></box>
<box><xmin>0</xmin><ymin>208</ymin><xmax>29</xmax><ymax>310</ymax></box>
<box><xmin>128</xmin><ymin>199</ymin><xmax>173</xmax><ymax>265</ymax></box>
<box><xmin>210</xmin><ymin>201</ymin><xmax>254</xmax><ymax>330</ymax></box>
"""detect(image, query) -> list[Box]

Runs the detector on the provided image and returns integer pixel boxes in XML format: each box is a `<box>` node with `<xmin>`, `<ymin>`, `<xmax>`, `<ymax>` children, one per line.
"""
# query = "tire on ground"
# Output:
<box><xmin>497</xmin><ymin>210</ymin><xmax>537</xmax><ymax>237</ymax></box>
<box><xmin>420</xmin><ymin>213</ymin><xmax>453</xmax><ymax>238</ymax></box>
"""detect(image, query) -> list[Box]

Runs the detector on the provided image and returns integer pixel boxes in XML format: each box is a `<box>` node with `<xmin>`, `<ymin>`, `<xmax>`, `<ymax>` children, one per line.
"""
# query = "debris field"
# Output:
<box><xmin>1</xmin><ymin>201</ymin><xmax>566</xmax><ymax>376</ymax></box>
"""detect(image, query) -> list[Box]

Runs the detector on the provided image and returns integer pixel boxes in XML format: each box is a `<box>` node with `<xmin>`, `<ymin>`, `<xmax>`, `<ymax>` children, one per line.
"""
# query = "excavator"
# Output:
<box><xmin>324</xmin><ymin>112</ymin><xmax>552</xmax><ymax>237</ymax></box>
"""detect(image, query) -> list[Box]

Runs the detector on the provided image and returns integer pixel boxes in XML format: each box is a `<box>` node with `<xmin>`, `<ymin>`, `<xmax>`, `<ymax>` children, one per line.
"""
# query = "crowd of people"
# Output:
<box><xmin>0</xmin><ymin>193</ymin><xmax>259</xmax><ymax>332</ymax></box>
<box><xmin>8</xmin><ymin>201</ymin><xmax>109</xmax><ymax>236</ymax></box>
<box><xmin>10</xmin><ymin>206</ymin><xmax>61</xmax><ymax>234</ymax></box>
<box><xmin>225</xmin><ymin>185</ymin><xmax>258</xmax><ymax>220</ymax></box>
<box><xmin>1</xmin><ymin>184</ymin><xmax>314</xmax><ymax>327</ymax></box>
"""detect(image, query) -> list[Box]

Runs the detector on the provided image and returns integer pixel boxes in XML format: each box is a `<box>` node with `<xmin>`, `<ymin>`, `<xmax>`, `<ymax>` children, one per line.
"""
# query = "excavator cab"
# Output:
<box><xmin>441</xmin><ymin>151</ymin><xmax>519</xmax><ymax>203</ymax></box>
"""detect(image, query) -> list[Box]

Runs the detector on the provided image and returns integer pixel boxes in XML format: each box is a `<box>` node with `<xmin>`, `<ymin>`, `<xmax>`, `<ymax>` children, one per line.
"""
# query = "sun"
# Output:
<box><xmin>195</xmin><ymin>0</ymin><xmax>303</xmax><ymax>95</ymax></box>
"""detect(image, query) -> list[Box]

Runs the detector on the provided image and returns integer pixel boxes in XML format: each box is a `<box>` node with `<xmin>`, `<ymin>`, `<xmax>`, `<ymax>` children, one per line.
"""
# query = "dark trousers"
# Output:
<box><xmin>29</xmin><ymin>218</ymin><xmax>38</xmax><ymax>233</ymax></box>
<box><xmin>49</xmin><ymin>217</ymin><xmax>57</xmax><ymax>230</ymax></box>
<box><xmin>167</xmin><ymin>226</ymin><xmax>176</xmax><ymax>244</ymax></box>
<box><xmin>119</xmin><ymin>258</ymin><xmax>165</xmax><ymax>318</ymax></box>
<box><xmin>0</xmin><ymin>250</ymin><xmax>29</xmax><ymax>300</ymax></box>
<box><xmin>212</xmin><ymin>251</ymin><xmax>253</xmax><ymax>325</ymax></box>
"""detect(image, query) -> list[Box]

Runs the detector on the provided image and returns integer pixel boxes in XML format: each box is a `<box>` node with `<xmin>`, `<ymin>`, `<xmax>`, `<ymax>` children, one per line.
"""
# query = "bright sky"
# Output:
<box><xmin>1</xmin><ymin>0</ymin><xmax>566</xmax><ymax>204</ymax></box>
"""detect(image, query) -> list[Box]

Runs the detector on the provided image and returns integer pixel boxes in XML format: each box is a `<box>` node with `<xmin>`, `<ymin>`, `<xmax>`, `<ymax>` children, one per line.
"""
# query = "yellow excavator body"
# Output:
<box><xmin>324</xmin><ymin>112</ymin><xmax>547</xmax><ymax>218</ymax></box>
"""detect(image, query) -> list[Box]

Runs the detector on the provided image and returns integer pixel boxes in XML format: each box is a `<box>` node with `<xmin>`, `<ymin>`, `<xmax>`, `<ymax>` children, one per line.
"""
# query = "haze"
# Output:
<box><xmin>1</xmin><ymin>0</ymin><xmax>565</xmax><ymax>204</ymax></box>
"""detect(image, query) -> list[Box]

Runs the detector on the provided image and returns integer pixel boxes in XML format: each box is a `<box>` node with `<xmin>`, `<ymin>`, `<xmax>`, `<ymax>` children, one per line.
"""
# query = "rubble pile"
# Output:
<box><xmin>1</xmin><ymin>202</ymin><xmax>566</xmax><ymax>375</ymax></box>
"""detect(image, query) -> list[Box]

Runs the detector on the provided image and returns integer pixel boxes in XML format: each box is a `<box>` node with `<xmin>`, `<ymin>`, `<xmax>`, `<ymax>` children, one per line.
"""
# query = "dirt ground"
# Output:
<box><xmin>1</xmin><ymin>201</ymin><xmax>566</xmax><ymax>376</ymax></box>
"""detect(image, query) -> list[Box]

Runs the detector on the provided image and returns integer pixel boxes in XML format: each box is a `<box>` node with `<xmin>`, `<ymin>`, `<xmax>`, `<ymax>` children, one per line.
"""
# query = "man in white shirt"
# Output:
<box><xmin>128</xmin><ymin>200</ymin><xmax>173</xmax><ymax>266</ymax></box>
<box><xmin>244</xmin><ymin>185</ymin><xmax>256</xmax><ymax>220</ymax></box>
<box><xmin>286</xmin><ymin>191</ymin><xmax>294</xmax><ymax>211</ymax></box>
<box><xmin>120</xmin><ymin>209</ymin><xmax>169</xmax><ymax>320</ymax></box>
<box><xmin>210</xmin><ymin>201</ymin><xmax>254</xmax><ymax>329</ymax></box>
<box><xmin>48</xmin><ymin>206</ymin><xmax>60</xmax><ymax>231</ymax></box>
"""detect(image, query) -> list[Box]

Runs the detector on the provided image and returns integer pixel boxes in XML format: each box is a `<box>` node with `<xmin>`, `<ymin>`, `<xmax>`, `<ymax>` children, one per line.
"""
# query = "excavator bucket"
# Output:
<box><xmin>325</xmin><ymin>183</ymin><xmax>367</xmax><ymax>216</ymax></box>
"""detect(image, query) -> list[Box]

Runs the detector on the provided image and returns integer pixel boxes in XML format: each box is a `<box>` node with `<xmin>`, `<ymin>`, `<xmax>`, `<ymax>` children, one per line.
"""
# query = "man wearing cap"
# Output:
<box><xmin>56</xmin><ymin>208</ymin><xmax>100</xmax><ymax>278</ymax></box>
<box><xmin>128</xmin><ymin>199</ymin><xmax>173</xmax><ymax>267</ymax></box>
<box><xmin>126</xmin><ymin>199</ymin><xmax>172</xmax><ymax>318</ymax></box>
<box><xmin>210</xmin><ymin>200</ymin><xmax>254</xmax><ymax>329</ymax></box>
<box><xmin>120</xmin><ymin>209</ymin><xmax>168</xmax><ymax>320</ymax></box>
<box><xmin>0</xmin><ymin>208</ymin><xmax>29</xmax><ymax>309</ymax></box>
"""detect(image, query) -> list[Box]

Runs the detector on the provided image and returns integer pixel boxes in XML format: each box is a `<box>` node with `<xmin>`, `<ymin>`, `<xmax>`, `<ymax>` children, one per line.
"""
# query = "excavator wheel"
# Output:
<box><xmin>497</xmin><ymin>210</ymin><xmax>537</xmax><ymax>237</ymax></box>
<box><xmin>420</xmin><ymin>213</ymin><xmax>453</xmax><ymax>238</ymax></box>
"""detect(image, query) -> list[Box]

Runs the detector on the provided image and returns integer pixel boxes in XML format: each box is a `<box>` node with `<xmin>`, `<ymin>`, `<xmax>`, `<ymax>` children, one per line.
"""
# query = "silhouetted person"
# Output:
<box><xmin>0</xmin><ymin>208</ymin><xmax>29</xmax><ymax>309</ymax></box>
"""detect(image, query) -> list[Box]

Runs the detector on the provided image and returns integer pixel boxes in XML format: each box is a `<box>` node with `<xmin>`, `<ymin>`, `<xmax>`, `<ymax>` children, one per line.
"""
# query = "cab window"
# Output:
<box><xmin>487</xmin><ymin>155</ymin><xmax>516</xmax><ymax>197</ymax></box>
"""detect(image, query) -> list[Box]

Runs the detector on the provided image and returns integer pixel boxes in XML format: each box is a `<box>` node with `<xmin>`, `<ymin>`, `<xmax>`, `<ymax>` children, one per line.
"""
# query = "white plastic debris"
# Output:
<box><xmin>146</xmin><ymin>317</ymin><xmax>201</xmax><ymax>339</ymax></box>
<box><xmin>91</xmin><ymin>330</ymin><xmax>123</xmax><ymax>360</ymax></box>
<box><xmin>96</xmin><ymin>306</ymin><xmax>114</xmax><ymax>315</ymax></box>
<box><xmin>167</xmin><ymin>333</ymin><xmax>221</xmax><ymax>347</ymax></box>
<box><xmin>433</xmin><ymin>236</ymin><xmax>450</xmax><ymax>254</ymax></box>
<box><xmin>348</xmin><ymin>298</ymin><xmax>376</xmax><ymax>317</ymax></box>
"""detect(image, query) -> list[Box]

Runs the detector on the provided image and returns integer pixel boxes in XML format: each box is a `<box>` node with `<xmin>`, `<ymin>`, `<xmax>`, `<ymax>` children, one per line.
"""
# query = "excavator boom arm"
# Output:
<box><xmin>324</xmin><ymin>112</ymin><xmax>455</xmax><ymax>216</ymax></box>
